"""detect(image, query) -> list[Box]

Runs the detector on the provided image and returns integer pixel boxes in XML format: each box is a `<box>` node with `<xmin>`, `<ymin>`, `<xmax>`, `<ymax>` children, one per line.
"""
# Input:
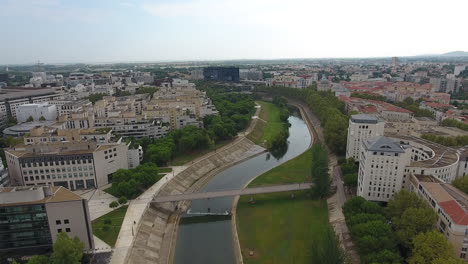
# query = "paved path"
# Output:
<box><xmin>109</xmin><ymin>166</ymin><xmax>187</xmax><ymax>264</ymax></box>
<box><xmin>153</xmin><ymin>183</ymin><xmax>313</xmax><ymax>203</ymax></box>
<box><xmin>76</xmin><ymin>189</ymin><xmax>119</xmax><ymax>221</ymax></box>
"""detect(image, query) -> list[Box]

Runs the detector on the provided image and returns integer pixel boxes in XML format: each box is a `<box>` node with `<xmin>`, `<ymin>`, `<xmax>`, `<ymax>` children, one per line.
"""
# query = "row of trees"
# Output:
<box><xmin>310</xmin><ymin>143</ymin><xmax>331</xmax><ymax>199</ymax></box>
<box><xmin>421</xmin><ymin>133</ymin><xmax>468</xmax><ymax>146</ymax></box>
<box><xmin>339</xmin><ymin>157</ymin><xmax>359</xmax><ymax>187</ymax></box>
<box><xmin>394</xmin><ymin>97</ymin><xmax>434</xmax><ymax>118</ymax></box>
<box><xmin>255</xmin><ymin>86</ymin><xmax>349</xmax><ymax>155</ymax></box>
<box><xmin>441</xmin><ymin>118</ymin><xmax>468</xmax><ymax>131</ymax></box>
<box><xmin>106</xmin><ymin>163</ymin><xmax>162</xmax><ymax>199</ymax></box>
<box><xmin>268</xmin><ymin>96</ymin><xmax>290</xmax><ymax>152</ymax></box>
<box><xmin>452</xmin><ymin>176</ymin><xmax>468</xmax><ymax>194</ymax></box>
<box><xmin>343</xmin><ymin>191</ymin><xmax>463</xmax><ymax>264</ymax></box>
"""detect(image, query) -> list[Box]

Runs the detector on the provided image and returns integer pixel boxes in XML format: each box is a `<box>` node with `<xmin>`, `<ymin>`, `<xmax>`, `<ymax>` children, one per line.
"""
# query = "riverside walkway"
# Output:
<box><xmin>152</xmin><ymin>183</ymin><xmax>313</xmax><ymax>203</ymax></box>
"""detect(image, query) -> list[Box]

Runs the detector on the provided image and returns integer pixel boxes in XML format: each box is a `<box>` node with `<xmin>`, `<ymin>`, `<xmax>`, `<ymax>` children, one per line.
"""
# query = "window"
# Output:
<box><xmin>65</xmin><ymin>228</ymin><xmax>71</xmax><ymax>232</ymax></box>
<box><xmin>57</xmin><ymin>229</ymin><xmax>62</xmax><ymax>233</ymax></box>
<box><xmin>64</xmin><ymin>219</ymin><xmax>69</xmax><ymax>224</ymax></box>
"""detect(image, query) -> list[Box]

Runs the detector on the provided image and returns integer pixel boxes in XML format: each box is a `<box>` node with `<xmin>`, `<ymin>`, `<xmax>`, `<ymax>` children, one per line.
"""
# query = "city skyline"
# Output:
<box><xmin>1</xmin><ymin>0</ymin><xmax>468</xmax><ymax>64</ymax></box>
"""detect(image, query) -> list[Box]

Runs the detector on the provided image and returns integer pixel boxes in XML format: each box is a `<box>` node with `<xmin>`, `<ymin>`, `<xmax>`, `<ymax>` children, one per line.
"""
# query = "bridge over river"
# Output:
<box><xmin>152</xmin><ymin>183</ymin><xmax>313</xmax><ymax>203</ymax></box>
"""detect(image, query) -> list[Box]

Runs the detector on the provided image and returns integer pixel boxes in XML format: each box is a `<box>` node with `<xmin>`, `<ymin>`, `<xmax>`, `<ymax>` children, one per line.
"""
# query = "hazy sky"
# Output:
<box><xmin>1</xmin><ymin>0</ymin><xmax>467</xmax><ymax>64</ymax></box>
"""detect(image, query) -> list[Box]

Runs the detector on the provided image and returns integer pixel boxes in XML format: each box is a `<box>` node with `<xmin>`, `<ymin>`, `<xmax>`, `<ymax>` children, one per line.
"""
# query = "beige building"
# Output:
<box><xmin>5</xmin><ymin>137</ymin><xmax>128</xmax><ymax>189</ymax></box>
<box><xmin>410</xmin><ymin>174</ymin><xmax>468</xmax><ymax>261</ymax></box>
<box><xmin>346</xmin><ymin>114</ymin><xmax>385</xmax><ymax>161</ymax></box>
<box><xmin>0</xmin><ymin>185</ymin><xmax>94</xmax><ymax>252</ymax></box>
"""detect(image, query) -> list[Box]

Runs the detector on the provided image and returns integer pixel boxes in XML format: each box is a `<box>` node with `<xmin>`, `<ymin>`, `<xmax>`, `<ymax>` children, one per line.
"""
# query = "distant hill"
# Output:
<box><xmin>440</xmin><ymin>51</ymin><xmax>468</xmax><ymax>57</ymax></box>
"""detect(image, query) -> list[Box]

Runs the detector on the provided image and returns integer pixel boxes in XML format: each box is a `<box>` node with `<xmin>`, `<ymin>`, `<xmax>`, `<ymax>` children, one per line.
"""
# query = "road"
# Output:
<box><xmin>152</xmin><ymin>183</ymin><xmax>313</xmax><ymax>203</ymax></box>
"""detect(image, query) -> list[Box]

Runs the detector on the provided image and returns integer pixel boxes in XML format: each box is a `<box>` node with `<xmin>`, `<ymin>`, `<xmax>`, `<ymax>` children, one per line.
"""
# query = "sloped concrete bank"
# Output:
<box><xmin>125</xmin><ymin>137</ymin><xmax>265</xmax><ymax>264</ymax></box>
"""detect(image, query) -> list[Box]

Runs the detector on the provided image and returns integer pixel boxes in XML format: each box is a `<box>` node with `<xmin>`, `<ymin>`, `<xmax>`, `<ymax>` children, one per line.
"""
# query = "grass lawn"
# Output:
<box><xmin>247</xmin><ymin>101</ymin><xmax>287</xmax><ymax>147</ymax></box>
<box><xmin>92</xmin><ymin>206</ymin><xmax>128</xmax><ymax>247</ymax></box>
<box><xmin>159</xmin><ymin>167</ymin><xmax>173</xmax><ymax>173</ymax></box>
<box><xmin>170</xmin><ymin>139</ymin><xmax>233</xmax><ymax>166</ymax></box>
<box><xmin>236</xmin><ymin>148</ymin><xmax>331</xmax><ymax>264</ymax></box>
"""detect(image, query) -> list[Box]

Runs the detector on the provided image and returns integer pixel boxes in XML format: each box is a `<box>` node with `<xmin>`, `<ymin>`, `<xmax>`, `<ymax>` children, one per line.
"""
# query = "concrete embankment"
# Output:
<box><xmin>125</xmin><ymin>137</ymin><xmax>265</xmax><ymax>264</ymax></box>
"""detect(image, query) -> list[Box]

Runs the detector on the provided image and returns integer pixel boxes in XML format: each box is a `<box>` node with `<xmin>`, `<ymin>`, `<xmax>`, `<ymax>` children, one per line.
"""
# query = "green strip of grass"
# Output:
<box><xmin>92</xmin><ymin>206</ymin><xmax>128</xmax><ymax>247</ymax></box>
<box><xmin>159</xmin><ymin>167</ymin><xmax>173</xmax><ymax>173</ymax></box>
<box><xmin>247</xmin><ymin>101</ymin><xmax>288</xmax><ymax>147</ymax></box>
<box><xmin>236</xmin><ymin>148</ymin><xmax>330</xmax><ymax>264</ymax></box>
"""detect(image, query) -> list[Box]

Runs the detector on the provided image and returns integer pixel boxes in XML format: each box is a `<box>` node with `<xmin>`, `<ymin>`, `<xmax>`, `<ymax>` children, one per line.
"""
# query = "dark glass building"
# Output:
<box><xmin>0</xmin><ymin>186</ymin><xmax>94</xmax><ymax>255</ymax></box>
<box><xmin>203</xmin><ymin>67</ymin><xmax>240</xmax><ymax>82</ymax></box>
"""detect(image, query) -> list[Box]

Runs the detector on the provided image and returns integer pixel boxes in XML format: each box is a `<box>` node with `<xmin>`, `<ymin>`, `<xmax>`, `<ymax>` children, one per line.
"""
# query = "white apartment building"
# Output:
<box><xmin>16</xmin><ymin>103</ymin><xmax>57</xmax><ymax>123</ymax></box>
<box><xmin>357</xmin><ymin>136</ymin><xmax>410</xmax><ymax>202</ymax></box>
<box><xmin>346</xmin><ymin>114</ymin><xmax>385</xmax><ymax>161</ymax></box>
<box><xmin>127</xmin><ymin>145</ymin><xmax>143</xmax><ymax>169</ymax></box>
<box><xmin>5</xmin><ymin>139</ymin><xmax>129</xmax><ymax>190</ymax></box>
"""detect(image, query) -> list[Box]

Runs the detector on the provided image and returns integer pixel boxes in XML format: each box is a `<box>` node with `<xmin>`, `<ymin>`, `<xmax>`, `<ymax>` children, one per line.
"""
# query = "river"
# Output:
<box><xmin>174</xmin><ymin>112</ymin><xmax>312</xmax><ymax>264</ymax></box>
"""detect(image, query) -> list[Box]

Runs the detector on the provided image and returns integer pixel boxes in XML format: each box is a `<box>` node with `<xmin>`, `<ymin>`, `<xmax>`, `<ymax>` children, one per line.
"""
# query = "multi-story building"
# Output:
<box><xmin>127</xmin><ymin>145</ymin><xmax>143</xmax><ymax>169</ymax></box>
<box><xmin>16</xmin><ymin>103</ymin><xmax>57</xmax><ymax>123</ymax></box>
<box><xmin>5</xmin><ymin>138</ymin><xmax>129</xmax><ymax>189</ymax></box>
<box><xmin>203</xmin><ymin>67</ymin><xmax>240</xmax><ymax>82</ymax></box>
<box><xmin>0</xmin><ymin>185</ymin><xmax>94</xmax><ymax>252</ymax></box>
<box><xmin>346</xmin><ymin>114</ymin><xmax>385</xmax><ymax>161</ymax></box>
<box><xmin>0</xmin><ymin>160</ymin><xmax>9</xmax><ymax>187</ymax></box>
<box><xmin>357</xmin><ymin>136</ymin><xmax>410</xmax><ymax>202</ymax></box>
<box><xmin>409</xmin><ymin>174</ymin><xmax>468</xmax><ymax>261</ymax></box>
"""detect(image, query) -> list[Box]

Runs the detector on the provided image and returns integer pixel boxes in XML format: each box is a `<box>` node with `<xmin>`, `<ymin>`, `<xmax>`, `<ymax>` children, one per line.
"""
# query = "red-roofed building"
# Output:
<box><xmin>410</xmin><ymin>174</ymin><xmax>468</xmax><ymax>261</ymax></box>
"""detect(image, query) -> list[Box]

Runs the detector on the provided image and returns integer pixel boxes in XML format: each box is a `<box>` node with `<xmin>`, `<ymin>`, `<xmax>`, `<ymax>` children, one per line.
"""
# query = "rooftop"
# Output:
<box><xmin>350</xmin><ymin>114</ymin><xmax>381</xmax><ymax>124</ymax></box>
<box><xmin>416</xmin><ymin>176</ymin><xmax>468</xmax><ymax>226</ymax></box>
<box><xmin>0</xmin><ymin>87</ymin><xmax>60</xmax><ymax>101</ymax></box>
<box><xmin>365</xmin><ymin>136</ymin><xmax>405</xmax><ymax>153</ymax></box>
<box><xmin>387</xmin><ymin>134</ymin><xmax>459</xmax><ymax>168</ymax></box>
<box><xmin>0</xmin><ymin>186</ymin><xmax>82</xmax><ymax>206</ymax></box>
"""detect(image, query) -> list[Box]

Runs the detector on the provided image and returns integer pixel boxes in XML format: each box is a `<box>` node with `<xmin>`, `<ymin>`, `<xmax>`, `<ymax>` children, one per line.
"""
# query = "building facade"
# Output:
<box><xmin>0</xmin><ymin>186</ymin><xmax>94</xmax><ymax>253</ymax></box>
<box><xmin>357</xmin><ymin>136</ymin><xmax>410</xmax><ymax>202</ymax></box>
<box><xmin>346</xmin><ymin>114</ymin><xmax>385</xmax><ymax>161</ymax></box>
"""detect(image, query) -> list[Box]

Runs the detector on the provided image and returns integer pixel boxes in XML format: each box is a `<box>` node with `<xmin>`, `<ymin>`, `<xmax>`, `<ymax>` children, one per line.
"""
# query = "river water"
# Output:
<box><xmin>174</xmin><ymin>113</ymin><xmax>312</xmax><ymax>264</ymax></box>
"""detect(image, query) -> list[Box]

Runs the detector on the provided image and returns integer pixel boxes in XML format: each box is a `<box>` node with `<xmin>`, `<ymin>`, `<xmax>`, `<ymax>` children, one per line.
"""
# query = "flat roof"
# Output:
<box><xmin>350</xmin><ymin>114</ymin><xmax>381</xmax><ymax>124</ymax></box>
<box><xmin>0</xmin><ymin>87</ymin><xmax>60</xmax><ymax>101</ymax></box>
<box><xmin>387</xmin><ymin>133</ymin><xmax>459</xmax><ymax>168</ymax></box>
<box><xmin>0</xmin><ymin>186</ymin><xmax>82</xmax><ymax>207</ymax></box>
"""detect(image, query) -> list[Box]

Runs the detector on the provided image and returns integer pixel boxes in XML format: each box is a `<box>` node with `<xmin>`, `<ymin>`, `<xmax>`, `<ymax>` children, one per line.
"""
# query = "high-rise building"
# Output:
<box><xmin>203</xmin><ymin>67</ymin><xmax>240</xmax><ymax>82</ymax></box>
<box><xmin>0</xmin><ymin>185</ymin><xmax>94</xmax><ymax>253</ymax></box>
<box><xmin>346</xmin><ymin>114</ymin><xmax>385</xmax><ymax>161</ymax></box>
<box><xmin>357</xmin><ymin>136</ymin><xmax>410</xmax><ymax>202</ymax></box>
<box><xmin>391</xmin><ymin>57</ymin><xmax>398</xmax><ymax>67</ymax></box>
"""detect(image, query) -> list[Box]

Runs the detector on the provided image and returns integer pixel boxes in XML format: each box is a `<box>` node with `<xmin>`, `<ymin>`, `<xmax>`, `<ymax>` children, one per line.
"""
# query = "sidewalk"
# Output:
<box><xmin>109</xmin><ymin>166</ymin><xmax>187</xmax><ymax>264</ymax></box>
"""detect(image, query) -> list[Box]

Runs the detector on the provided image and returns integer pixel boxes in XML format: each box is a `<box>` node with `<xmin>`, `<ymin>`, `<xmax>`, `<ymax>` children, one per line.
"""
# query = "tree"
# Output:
<box><xmin>310</xmin><ymin>144</ymin><xmax>330</xmax><ymax>198</ymax></box>
<box><xmin>394</xmin><ymin>207</ymin><xmax>437</xmax><ymax>248</ymax></box>
<box><xmin>39</xmin><ymin>116</ymin><xmax>46</xmax><ymax>121</ymax></box>
<box><xmin>26</xmin><ymin>115</ymin><xmax>34</xmax><ymax>122</ymax></box>
<box><xmin>452</xmin><ymin>176</ymin><xmax>468</xmax><ymax>194</ymax></box>
<box><xmin>408</xmin><ymin>231</ymin><xmax>457</xmax><ymax>264</ymax></box>
<box><xmin>27</xmin><ymin>255</ymin><xmax>50</xmax><ymax>264</ymax></box>
<box><xmin>361</xmin><ymin>249</ymin><xmax>401</xmax><ymax>264</ymax></box>
<box><xmin>386</xmin><ymin>190</ymin><xmax>427</xmax><ymax>221</ymax></box>
<box><xmin>344</xmin><ymin>173</ymin><xmax>358</xmax><ymax>187</ymax></box>
<box><xmin>310</xmin><ymin>228</ymin><xmax>346</xmax><ymax>264</ymax></box>
<box><xmin>109</xmin><ymin>201</ymin><xmax>119</xmax><ymax>208</ymax></box>
<box><xmin>118</xmin><ymin>196</ymin><xmax>128</xmax><ymax>205</ymax></box>
<box><xmin>51</xmin><ymin>232</ymin><xmax>84</xmax><ymax>264</ymax></box>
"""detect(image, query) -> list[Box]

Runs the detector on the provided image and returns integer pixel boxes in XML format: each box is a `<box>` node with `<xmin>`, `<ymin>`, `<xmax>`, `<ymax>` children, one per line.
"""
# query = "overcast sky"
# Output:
<box><xmin>0</xmin><ymin>0</ymin><xmax>467</xmax><ymax>64</ymax></box>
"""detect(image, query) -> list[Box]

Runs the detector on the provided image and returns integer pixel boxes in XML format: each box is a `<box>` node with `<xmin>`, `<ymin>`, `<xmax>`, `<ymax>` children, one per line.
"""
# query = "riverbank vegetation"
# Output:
<box><xmin>343</xmin><ymin>191</ymin><xmax>462</xmax><ymax>264</ymax></box>
<box><xmin>104</xmin><ymin>163</ymin><xmax>162</xmax><ymax>199</ymax></box>
<box><xmin>255</xmin><ymin>86</ymin><xmax>348</xmax><ymax>155</ymax></box>
<box><xmin>138</xmin><ymin>84</ymin><xmax>255</xmax><ymax>166</ymax></box>
<box><xmin>92</xmin><ymin>206</ymin><xmax>128</xmax><ymax>247</ymax></box>
<box><xmin>247</xmin><ymin>98</ymin><xmax>290</xmax><ymax>153</ymax></box>
<box><xmin>237</xmin><ymin>147</ymin><xmax>343</xmax><ymax>264</ymax></box>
